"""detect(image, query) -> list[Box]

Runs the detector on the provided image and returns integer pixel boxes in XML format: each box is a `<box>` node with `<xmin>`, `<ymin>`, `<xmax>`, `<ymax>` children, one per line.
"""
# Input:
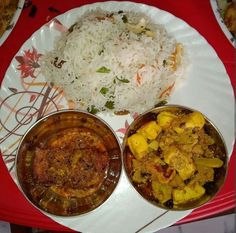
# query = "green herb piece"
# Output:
<box><xmin>100</xmin><ymin>87</ymin><xmax>109</xmax><ymax>95</ymax></box>
<box><xmin>122</xmin><ymin>15</ymin><xmax>128</xmax><ymax>23</ymax></box>
<box><xmin>68</xmin><ymin>23</ymin><xmax>77</xmax><ymax>33</ymax></box>
<box><xmin>87</xmin><ymin>105</ymin><xmax>99</xmax><ymax>114</ymax></box>
<box><xmin>98</xmin><ymin>49</ymin><xmax>104</xmax><ymax>55</ymax></box>
<box><xmin>163</xmin><ymin>60</ymin><xmax>167</xmax><ymax>67</ymax></box>
<box><xmin>96</xmin><ymin>66</ymin><xmax>111</xmax><ymax>73</ymax></box>
<box><xmin>6</xmin><ymin>23</ymin><xmax>14</xmax><ymax>30</ymax></box>
<box><xmin>105</xmin><ymin>101</ymin><xmax>114</xmax><ymax>109</ymax></box>
<box><xmin>109</xmin><ymin>95</ymin><xmax>115</xmax><ymax>99</ymax></box>
<box><xmin>115</xmin><ymin>76</ymin><xmax>130</xmax><ymax>83</ymax></box>
<box><xmin>155</xmin><ymin>100</ymin><xmax>168</xmax><ymax>107</ymax></box>
<box><xmin>108</xmin><ymin>13</ymin><xmax>114</xmax><ymax>17</ymax></box>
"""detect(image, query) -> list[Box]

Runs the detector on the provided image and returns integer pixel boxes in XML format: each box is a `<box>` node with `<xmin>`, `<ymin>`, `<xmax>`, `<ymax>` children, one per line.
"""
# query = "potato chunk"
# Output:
<box><xmin>152</xmin><ymin>181</ymin><xmax>172</xmax><ymax>204</ymax></box>
<box><xmin>164</xmin><ymin>146</ymin><xmax>196</xmax><ymax>180</ymax></box>
<box><xmin>193</xmin><ymin>164</ymin><xmax>214</xmax><ymax>185</ymax></box>
<box><xmin>173</xmin><ymin>182</ymin><xmax>205</xmax><ymax>205</ymax></box>
<box><xmin>127</xmin><ymin>133</ymin><xmax>148</xmax><ymax>160</ymax></box>
<box><xmin>194</xmin><ymin>157</ymin><xmax>223</xmax><ymax>168</ymax></box>
<box><xmin>156</xmin><ymin>111</ymin><xmax>176</xmax><ymax>128</ymax></box>
<box><xmin>148</xmin><ymin>140</ymin><xmax>159</xmax><ymax>151</ymax></box>
<box><xmin>185</xmin><ymin>112</ymin><xmax>205</xmax><ymax>129</ymax></box>
<box><xmin>137</xmin><ymin>121</ymin><xmax>162</xmax><ymax>140</ymax></box>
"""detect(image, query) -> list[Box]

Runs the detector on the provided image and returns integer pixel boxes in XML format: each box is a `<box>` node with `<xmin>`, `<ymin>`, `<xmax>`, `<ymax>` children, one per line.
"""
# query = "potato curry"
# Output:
<box><xmin>125</xmin><ymin>108</ymin><xmax>226</xmax><ymax>209</ymax></box>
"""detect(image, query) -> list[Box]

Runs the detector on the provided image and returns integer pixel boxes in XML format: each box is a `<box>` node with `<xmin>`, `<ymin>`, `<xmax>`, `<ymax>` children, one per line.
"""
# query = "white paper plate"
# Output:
<box><xmin>0</xmin><ymin>1</ymin><xmax>235</xmax><ymax>233</ymax></box>
<box><xmin>0</xmin><ymin>0</ymin><xmax>25</xmax><ymax>47</ymax></box>
<box><xmin>210</xmin><ymin>0</ymin><xmax>235</xmax><ymax>47</ymax></box>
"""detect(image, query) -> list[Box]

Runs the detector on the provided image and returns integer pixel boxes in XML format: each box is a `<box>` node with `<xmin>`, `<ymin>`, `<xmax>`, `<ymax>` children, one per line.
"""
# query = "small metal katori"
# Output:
<box><xmin>122</xmin><ymin>105</ymin><xmax>228</xmax><ymax>211</ymax></box>
<box><xmin>16</xmin><ymin>110</ymin><xmax>122</xmax><ymax>216</ymax></box>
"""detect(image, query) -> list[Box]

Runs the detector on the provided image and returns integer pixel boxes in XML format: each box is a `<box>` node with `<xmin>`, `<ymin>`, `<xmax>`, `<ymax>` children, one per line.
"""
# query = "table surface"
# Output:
<box><xmin>0</xmin><ymin>0</ymin><xmax>235</xmax><ymax>231</ymax></box>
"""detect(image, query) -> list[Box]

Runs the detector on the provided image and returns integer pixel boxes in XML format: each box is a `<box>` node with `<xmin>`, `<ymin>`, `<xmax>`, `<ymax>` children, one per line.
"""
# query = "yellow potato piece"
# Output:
<box><xmin>185</xmin><ymin>112</ymin><xmax>205</xmax><ymax>129</ymax></box>
<box><xmin>164</xmin><ymin>146</ymin><xmax>196</xmax><ymax>180</ymax></box>
<box><xmin>194</xmin><ymin>157</ymin><xmax>224</xmax><ymax>168</ymax></box>
<box><xmin>156</xmin><ymin>111</ymin><xmax>177</xmax><ymax>128</ymax></box>
<box><xmin>174</xmin><ymin>126</ymin><xmax>185</xmax><ymax>134</ymax></box>
<box><xmin>177</xmin><ymin>161</ymin><xmax>196</xmax><ymax>181</ymax></box>
<box><xmin>137</xmin><ymin>121</ymin><xmax>162</xmax><ymax>140</ymax></box>
<box><xmin>163</xmin><ymin>146</ymin><xmax>179</xmax><ymax>164</ymax></box>
<box><xmin>148</xmin><ymin>140</ymin><xmax>159</xmax><ymax>151</ymax></box>
<box><xmin>152</xmin><ymin>181</ymin><xmax>172</xmax><ymax>204</ymax></box>
<box><xmin>173</xmin><ymin>182</ymin><xmax>205</xmax><ymax>205</ymax></box>
<box><xmin>127</xmin><ymin>133</ymin><xmax>148</xmax><ymax>160</ymax></box>
<box><xmin>157</xmin><ymin>112</ymin><xmax>174</xmax><ymax>128</ymax></box>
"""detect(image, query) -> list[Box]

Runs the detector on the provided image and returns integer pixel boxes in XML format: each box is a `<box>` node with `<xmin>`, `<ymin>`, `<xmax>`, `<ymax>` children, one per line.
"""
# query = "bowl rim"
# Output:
<box><xmin>122</xmin><ymin>104</ymin><xmax>229</xmax><ymax>211</ymax></box>
<box><xmin>15</xmin><ymin>109</ymin><xmax>123</xmax><ymax>217</ymax></box>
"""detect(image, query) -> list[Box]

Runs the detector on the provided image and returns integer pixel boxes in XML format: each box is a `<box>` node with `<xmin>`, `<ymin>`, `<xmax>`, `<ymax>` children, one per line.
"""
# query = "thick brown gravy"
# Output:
<box><xmin>32</xmin><ymin>127</ymin><xmax>109</xmax><ymax>198</ymax></box>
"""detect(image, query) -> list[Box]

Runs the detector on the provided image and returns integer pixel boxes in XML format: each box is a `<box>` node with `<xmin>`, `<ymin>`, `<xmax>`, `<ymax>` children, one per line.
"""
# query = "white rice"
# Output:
<box><xmin>40</xmin><ymin>10</ymin><xmax>189</xmax><ymax>114</ymax></box>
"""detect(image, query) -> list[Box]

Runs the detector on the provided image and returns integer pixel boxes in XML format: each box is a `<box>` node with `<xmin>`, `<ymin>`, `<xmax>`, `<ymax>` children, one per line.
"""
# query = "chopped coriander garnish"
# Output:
<box><xmin>122</xmin><ymin>15</ymin><xmax>128</xmax><ymax>23</ymax></box>
<box><xmin>98</xmin><ymin>49</ymin><xmax>104</xmax><ymax>55</ymax></box>
<box><xmin>87</xmin><ymin>105</ymin><xmax>99</xmax><ymax>114</ymax></box>
<box><xmin>96</xmin><ymin>66</ymin><xmax>111</xmax><ymax>73</ymax></box>
<box><xmin>68</xmin><ymin>23</ymin><xmax>77</xmax><ymax>33</ymax></box>
<box><xmin>100</xmin><ymin>87</ymin><xmax>109</xmax><ymax>95</ymax></box>
<box><xmin>155</xmin><ymin>100</ymin><xmax>168</xmax><ymax>107</ymax></box>
<box><xmin>105</xmin><ymin>101</ymin><xmax>114</xmax><ymax>109</ymax></box>
<box><xmin>109</xmin><ymin>95</ymin><xmax>115</xmax><ymax>99</ymax></box>
<box><xmin>107</xmin><ymin>13</ymin><xmax>114</xmax><ymax>17</ymax></box>
<box><xmin>115</xmin><ymin>76</ymin><xmax>130</xmax><ymax>83</ymax></box>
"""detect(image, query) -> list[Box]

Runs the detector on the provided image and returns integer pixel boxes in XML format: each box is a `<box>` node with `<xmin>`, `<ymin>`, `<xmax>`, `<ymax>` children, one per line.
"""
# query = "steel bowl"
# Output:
<box><xmin>122</xmin><ymin>105</ymin><xmax>228</xmax><ymax>210</ymax></box>
<box><xmin>16</xmin><ymin>110</ymin><xmax>122</xmax><ymax>216</ymax></box>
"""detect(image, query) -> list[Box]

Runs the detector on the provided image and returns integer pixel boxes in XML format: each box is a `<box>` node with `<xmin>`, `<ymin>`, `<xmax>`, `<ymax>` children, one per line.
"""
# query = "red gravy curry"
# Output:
<box><xmin>26</xmin><ymin>127</ymin><xmax>110</xmax><ymax>215</ymax></box>
<box><xmin>32</xmin><ymin>127</ymin><xmax>109</xmax><ymax>198</ymax></box>
<box><xmin>16</xmin><ymin>111</ymin><xmax>121</xmax><ymax>216</ymax></box>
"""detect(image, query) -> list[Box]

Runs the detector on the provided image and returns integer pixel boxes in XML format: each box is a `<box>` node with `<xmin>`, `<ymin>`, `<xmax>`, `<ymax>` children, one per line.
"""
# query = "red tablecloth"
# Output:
<box><xmin>0</xmin><ymin>0</ymin><xmax>235</xmax><ymax>231</ymax></box>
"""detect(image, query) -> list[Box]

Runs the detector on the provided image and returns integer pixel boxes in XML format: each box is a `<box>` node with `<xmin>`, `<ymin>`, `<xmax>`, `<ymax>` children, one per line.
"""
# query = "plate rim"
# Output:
<box><xmin>0</xmin><ymin>1</ymin><xmax>235</xmax><ymax>233</ymax></box>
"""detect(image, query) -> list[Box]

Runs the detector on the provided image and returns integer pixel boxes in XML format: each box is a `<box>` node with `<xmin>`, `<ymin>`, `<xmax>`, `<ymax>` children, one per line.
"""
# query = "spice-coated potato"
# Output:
<box><xmin>173</xmin><ymin>182</ymin><xmax>205</xmax><ymax>204</ymax></box>
<box><xmin>137</xmin><ymin>121</ymin><xmax>162</xmax><ymax>140</ymax></box>
<box><xmin>185</xmin><ymin>112</ymin><xmax>205</xmax><ymax>129</ymax></box>
<box><xmin>156</xmin><ymin>111</ymin><xmax>176</xmax><ymax>128</ymax></box>
<box><xmin>127</xmin><ymin>133</ymin><xmax>148</xmax><ymax>160</ymax></box>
